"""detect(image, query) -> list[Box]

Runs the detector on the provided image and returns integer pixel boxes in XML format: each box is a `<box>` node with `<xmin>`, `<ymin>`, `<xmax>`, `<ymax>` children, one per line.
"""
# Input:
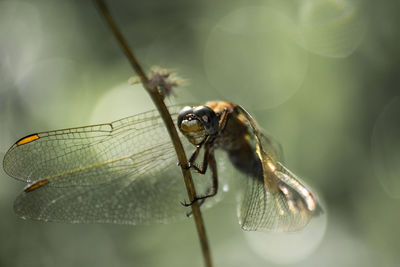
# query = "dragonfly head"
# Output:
<box><xmin>178</xmin><ymin>105</ymin><xmax>219</xmax><ymax>145</ymax></box>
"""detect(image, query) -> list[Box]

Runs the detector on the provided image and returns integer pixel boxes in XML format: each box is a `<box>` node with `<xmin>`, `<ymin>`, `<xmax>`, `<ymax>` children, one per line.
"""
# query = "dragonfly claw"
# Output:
<box><xmin>181</xmin><ymin>197</ymin><xmax>207</xmax><ymax>217</ymax></box>
<box><xmin>180</xmin><ymin>199</ymin><xmax>191</xmax><ymax>207</ymax></box>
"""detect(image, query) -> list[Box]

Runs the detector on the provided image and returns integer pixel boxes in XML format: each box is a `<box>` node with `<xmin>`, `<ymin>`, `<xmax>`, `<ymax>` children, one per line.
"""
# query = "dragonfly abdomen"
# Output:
<box><xmin>227</xmin><ymin>141</ymin><xmax>263</xmax><ymax>182</ymax></box>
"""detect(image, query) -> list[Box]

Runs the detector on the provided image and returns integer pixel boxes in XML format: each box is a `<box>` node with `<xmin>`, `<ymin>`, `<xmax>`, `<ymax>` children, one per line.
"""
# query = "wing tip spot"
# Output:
<box><xmin>16</xmin><ymin>134</ymin><xmax>40</xmax><ymax>146</ymax></box>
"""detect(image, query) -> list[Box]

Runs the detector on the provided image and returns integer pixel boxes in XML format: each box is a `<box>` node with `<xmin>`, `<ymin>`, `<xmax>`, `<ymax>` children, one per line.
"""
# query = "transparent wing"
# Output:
<box><xmin>13</xmin><ymin>162</ymin><xmax>190</xmax><ymax>224</ymax></box>
<box><xmin>4</xmin><ymin>106</ymin><xmax>202</xmax><ymax>224</ymax></box>
<box><xmin>257</xmin><ymin>129</ymin><xmax>284</xmax><ymax>162</ymax></box>
<box><xmin>238</xmin><ymin>162</ymin><xmax>322</xmax><ymax>232</ymax></box>
<box><xmin>236</xmin><ymin>107</ymin><xmax>283</xmax><ymax>162</ymax></box>
<box><xmin>236</xmin><ymin>105</ymin><xmax>322</xmax><ymax>232</ymax></box>
<box><xmin>3</xmin><ymin>106</ymin><xmax>183</xmax><ymax>186</ymax></box>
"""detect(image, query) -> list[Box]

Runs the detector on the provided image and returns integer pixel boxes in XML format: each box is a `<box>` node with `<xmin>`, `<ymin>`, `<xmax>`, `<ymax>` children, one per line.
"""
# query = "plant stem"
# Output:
<box><xmin>93</xmin><ymin>1</ymin><xmax>213</xmax><ymax>266</ymax></box>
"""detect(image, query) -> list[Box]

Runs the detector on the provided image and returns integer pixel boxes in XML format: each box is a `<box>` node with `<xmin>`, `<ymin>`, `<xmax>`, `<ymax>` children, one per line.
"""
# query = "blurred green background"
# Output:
<box><xmin>1</xmin><ymin>0</ymin><xmax>399</xmax><ymax>266</ymax></box>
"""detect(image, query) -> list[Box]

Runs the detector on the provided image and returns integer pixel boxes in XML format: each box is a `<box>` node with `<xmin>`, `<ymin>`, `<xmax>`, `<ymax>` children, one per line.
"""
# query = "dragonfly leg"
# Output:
<box><xmin>178</xmin><ymin>145</ymin><xmax>202</xmax><ymax>169</ymax></box>
<box><xmin>182</xmin><ymin>152</ymin><xmax>219</xmax><ymax>217</ymax></box>
<box><xmin>201</xmin><ymin>152</ymin><xmax>218</xmax><ymax>199</ymax></box>
<box><xmin>189</xmin><ymin>148</ymin><xmax>209</xmax><ymax>174</ymax></box>
<box><xmin>191</xmin><ymin>153</ymin><xmax>218</xmax><ymax>209</ymax></box>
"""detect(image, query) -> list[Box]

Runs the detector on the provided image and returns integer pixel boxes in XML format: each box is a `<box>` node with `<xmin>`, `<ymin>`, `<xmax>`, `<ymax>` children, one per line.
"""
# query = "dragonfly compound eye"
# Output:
<box><xmin>192</xmin><ymin>106</ymin><xmax>218</xmax><ymax>135</ymax></box>
<box><xmin>178</xmin><ymin>106</ymin><xmax>207</xmax><ymax>145</ymax></box>
<box><xmin>177</xmin><ymin>106</ymin><xmax>194</xmax><ymax>130</ymax></box>
<box><xmin>177</xmin><ymin>105</ymin><xmax>218</xmax><ymax>145</ymax></box>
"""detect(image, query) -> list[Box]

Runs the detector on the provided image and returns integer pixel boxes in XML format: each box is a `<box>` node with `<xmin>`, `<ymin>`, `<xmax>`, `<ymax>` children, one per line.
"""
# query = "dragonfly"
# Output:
<box><xmin>3</xmin><ymin>101</ymin><xmax>322</xmax><ymax>231</ymax></box>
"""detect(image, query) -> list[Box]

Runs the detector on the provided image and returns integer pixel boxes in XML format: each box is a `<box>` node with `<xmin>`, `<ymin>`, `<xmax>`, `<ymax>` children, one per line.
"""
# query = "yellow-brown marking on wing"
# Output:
<box><xmin>16</xmin><ymin>134</ymin><xmax>39</xmax><ymax>146</ymax></box>
<box><xmin>25</xmin><ymin>179</ymin><xmax>49</xmax><ymax>192</ymax></box>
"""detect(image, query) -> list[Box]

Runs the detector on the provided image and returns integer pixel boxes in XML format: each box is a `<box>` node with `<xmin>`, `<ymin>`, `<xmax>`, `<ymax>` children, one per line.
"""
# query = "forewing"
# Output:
<box><xmin>236</xmin><ymin>105</ymin><xmax>321</xmax><ymax>232</ymax></box>
<box><xmin>3</xmin><ymin>106</ymin><xmax>183</xmax><ymax>186</ymax></box>
<box><xmin>4</xmin><ymin>105</ymin><xmax>199</xmax><ymax>224</ymax></box>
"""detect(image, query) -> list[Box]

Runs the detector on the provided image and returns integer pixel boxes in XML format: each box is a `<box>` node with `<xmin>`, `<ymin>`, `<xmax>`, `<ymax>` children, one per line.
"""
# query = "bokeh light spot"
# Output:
<box><xmin>243</xmin><ymin>211</ymin><xmax>327</xmax><ymax>264</ymax></box>
<box><xmin>297</xmin><ymin>0</ymin><xmax>365</xmax><ymax>57</ymax></box>
<box><xmin>90</xmin><ymin>82</ymin><xmax>155</xmax><ymax>124</ymax></box>
<box><xmin>372</xmin><ymin>96</ymin><xmax>400</xmax><ymax>198</ymax></box>
<box><xmin>204</xmin><ymin>6</ymin><xmax>308</xmax><ymax>110</ymax></box>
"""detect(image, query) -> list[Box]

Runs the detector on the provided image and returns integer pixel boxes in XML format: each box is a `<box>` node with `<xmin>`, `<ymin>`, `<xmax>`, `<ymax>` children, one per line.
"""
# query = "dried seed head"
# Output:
<box><xmin>128</xmin><ymin>67</ymin><xmax>185</xmax><ymax>99</ymax></box>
